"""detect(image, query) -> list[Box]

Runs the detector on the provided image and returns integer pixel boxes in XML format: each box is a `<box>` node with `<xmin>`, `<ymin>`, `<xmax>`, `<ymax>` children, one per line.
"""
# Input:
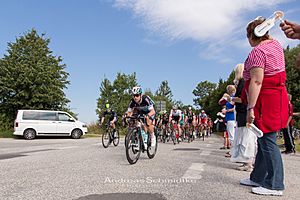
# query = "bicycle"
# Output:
<box><xmin>101</xmin><ymin>122</ymin><xmax>119</xmax><ymax>148</ymax></box>
<box><xmin>125</xmin><ymin>114</ymin><xmax>158</xmax><ymax>165</ymax></box>
<box><xmin>185</xmin><ymin>123</ymin><xmax>195</xmax><ymax>143</ymax></box>
<box><xmin>200</xmin><ymin>124</ymin><xmax>207</xmax><ymax>141</ymax></box>
<box><xmin>170</xmin><ymin>120</ymin><xmax>180</xmax><ymax>145</ymax></box>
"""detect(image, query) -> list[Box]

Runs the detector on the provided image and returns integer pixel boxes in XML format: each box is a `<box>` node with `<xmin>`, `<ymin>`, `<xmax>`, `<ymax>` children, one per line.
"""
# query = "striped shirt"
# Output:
<box><xmin>243</xmin><ymin>39</ymin><xmax>285</xmax><ymax>80</ymax></box>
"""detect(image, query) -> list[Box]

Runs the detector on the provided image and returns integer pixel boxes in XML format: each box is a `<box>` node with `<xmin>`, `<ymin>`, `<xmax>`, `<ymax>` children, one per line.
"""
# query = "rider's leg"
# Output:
<box><xmin>146</xmin><ymin>117</ymin><xmax>156</xmax><ymax>147</ymax></box>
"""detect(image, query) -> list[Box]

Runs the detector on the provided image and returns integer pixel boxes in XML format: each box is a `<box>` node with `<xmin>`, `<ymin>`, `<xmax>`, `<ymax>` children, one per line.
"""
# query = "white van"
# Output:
<box><xmin>14</xmin><ymin>110</ymin><xmax>88</xmax><ymax>140</ymax></box>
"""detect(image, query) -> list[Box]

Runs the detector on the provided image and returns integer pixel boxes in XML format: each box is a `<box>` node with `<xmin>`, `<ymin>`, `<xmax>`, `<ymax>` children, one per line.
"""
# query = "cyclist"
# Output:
<box><xmin>169</xmin><ymin>105</ymin><xmax>182</xmax><ymax>140</ymax></box>
<box><xmin>99</xmin><ymin>101</ymin><xmax>118</xmax><ymax>136</ymax></box>
<box><xmin>179</xmin><ymin>109</ymin><xmax>185</xmax><ymax>140</ymax></box>
<box><xmin>126</xmin><ymin>86</ymin><xmax>156</xmax><ymax>147</ymax></box>
<box><xmin>185</xmin><ymin>107</ymin><xmax>196</xmax><ymax>138</ymax></box>
<box><xmin>199</xmin><ymin>110</ymin><xmax>208</xmax><ymax>137</ymax></box>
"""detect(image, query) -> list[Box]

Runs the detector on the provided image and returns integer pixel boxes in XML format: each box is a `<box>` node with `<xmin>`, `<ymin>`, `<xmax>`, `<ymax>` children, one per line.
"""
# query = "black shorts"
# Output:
<box><xmin>172</xmin><ymin>116</ymin><xmax>180</xmax><ymax>123</ymax></box>
<box><xmin>162</xmin><ymin>120</ymin><xmax>168</xmax><ymax>125</ymax></box>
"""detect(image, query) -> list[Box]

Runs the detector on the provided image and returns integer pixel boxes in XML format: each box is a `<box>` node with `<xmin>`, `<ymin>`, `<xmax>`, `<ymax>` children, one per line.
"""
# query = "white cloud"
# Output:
<box><xmin>113</xmin><ymin>0</ymin><xmax>296</xmax><ymax>62</ymax></box>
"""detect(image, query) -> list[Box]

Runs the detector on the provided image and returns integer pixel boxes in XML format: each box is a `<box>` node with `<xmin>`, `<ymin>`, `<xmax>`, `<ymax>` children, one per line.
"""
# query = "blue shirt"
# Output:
<box><xmin>225</xmin><ymin>101</ymin><xmax>235</xmax><ymax>121</ymax></box>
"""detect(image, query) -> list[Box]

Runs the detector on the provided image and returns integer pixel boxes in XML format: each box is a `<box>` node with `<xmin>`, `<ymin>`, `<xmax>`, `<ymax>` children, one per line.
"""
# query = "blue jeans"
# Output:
<box><xmin>250</xmin><ymin>132</ymin><xmax>285</xmax><ymax>190</ymax></box>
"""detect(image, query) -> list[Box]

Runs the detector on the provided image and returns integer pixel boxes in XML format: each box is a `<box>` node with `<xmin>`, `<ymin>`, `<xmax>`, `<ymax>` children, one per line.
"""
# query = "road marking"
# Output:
<box><xmin>57</xmin><ymin>146</ymin><xmax>78</xmax><ymax>150</ymax></box>
<box><xmin>182</xmin><ymin>163</ymin><xmax>205</xmax><ymax>180</ymax></box>
<box><xmin>200</xmin><ymin>150</ymin><xmax>211</xmax><ymax>156</ymax></box>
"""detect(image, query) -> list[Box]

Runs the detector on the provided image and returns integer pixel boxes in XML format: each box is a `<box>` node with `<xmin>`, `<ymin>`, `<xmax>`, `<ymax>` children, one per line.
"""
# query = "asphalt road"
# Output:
<box><xmin>0</xmin><ymin>134</ymin><xmax>299</xmax><ymax>200</ymax></box>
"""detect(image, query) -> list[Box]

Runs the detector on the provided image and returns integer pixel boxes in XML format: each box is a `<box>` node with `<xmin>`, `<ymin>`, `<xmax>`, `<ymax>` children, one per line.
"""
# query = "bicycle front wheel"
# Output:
<box><xmin>102</xmin><ymin>129</ymin><xmax>111</xmax><ymax>148</ymax></box>
<box><xmin>113</xmin><ymin>131</ymin><xmax>119</xmax><ymax>146</ymax></box>
<box><xmin>147</xmin><ymin>136</ymin><xmax>158</xmax><ymax>159</ymax></box>
<box><xmin>125</xmin><ymin>129</ymin><xmax>142</xmax><ymax>165</ymax></box>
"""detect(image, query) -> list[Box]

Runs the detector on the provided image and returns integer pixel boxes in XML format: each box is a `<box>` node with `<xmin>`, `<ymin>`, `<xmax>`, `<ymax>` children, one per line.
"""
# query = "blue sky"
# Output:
<box><xmin>0</xmin><ymin>0</ymin><xmax>299</xmax><ymax>123</ymax></box>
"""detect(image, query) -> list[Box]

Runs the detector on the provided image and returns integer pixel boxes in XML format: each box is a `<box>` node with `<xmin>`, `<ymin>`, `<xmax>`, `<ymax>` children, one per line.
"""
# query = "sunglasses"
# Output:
<box><xmin>133</xmin><ymin>94</ymin><xmax>140</xmax><ymax>97</ymax></box>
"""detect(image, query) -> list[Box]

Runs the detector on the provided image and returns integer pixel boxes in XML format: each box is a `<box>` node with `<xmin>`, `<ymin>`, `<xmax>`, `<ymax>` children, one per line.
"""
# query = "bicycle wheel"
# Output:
<box><xmin>113</xmin><ymin>130</ymin><xmax>120</xmax><ymax>146</ymax></box>
<box><xmin>171</xmin><ymin>131</ymin><xmax>176</xmax><ymax>145</ymax></box>
<box><xmin>125</xmin><ymin>128</ymin><xmax>142</xmax><ymax>165</ymax></box>
<box><xmin>102</xmin><ymin>128</ymin><xmax>111</xmax><ymax>148</ymax></box>
<box><xmin>147</xmin><ymin>135</ymin><xmax>158</xmax><ymax>159</ymax></box>
<box><xmin>202</xmin><ymin>129</ymin><xmax>205</xmax><ymax>141</ymax></box>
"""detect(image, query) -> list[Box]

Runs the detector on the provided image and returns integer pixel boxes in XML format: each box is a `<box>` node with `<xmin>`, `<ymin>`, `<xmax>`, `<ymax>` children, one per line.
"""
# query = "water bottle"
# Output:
<box><xmin>141</xmin><ymin>129</ymin><xmax>148</xmax><ymax>143</ymax></box>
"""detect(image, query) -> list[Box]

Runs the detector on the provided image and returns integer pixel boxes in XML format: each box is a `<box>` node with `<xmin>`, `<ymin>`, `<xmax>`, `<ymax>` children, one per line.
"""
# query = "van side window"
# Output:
<box><xmin>39</xmin><ymin>112</ymin><xmax>57</xmax><ymax>121</ymax></box>
<box><xmin>58</xmin><ymin>113</ymin><xmax>72</xmax><ymax>121</ymax></box>
<box><xmin>23</xmin><ymin>111</ymin><xmax>39</xmax><ymax>120</ymax></box>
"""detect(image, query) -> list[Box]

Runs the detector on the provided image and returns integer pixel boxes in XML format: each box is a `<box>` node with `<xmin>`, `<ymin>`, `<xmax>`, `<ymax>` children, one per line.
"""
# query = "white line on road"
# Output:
<box><xmin>57</xmin><ymin>146</ymin><xmax>78</xmax><ymax>150</ymax></box>
<box><xmin>182</xmin><ymin>163</ymin><xmax>205</xmax><ymax>180</ymax></box>
<box><xmin>200</xmin><ymin>149</ymin><xmax>211</xmax><ymax>156</ymax></box>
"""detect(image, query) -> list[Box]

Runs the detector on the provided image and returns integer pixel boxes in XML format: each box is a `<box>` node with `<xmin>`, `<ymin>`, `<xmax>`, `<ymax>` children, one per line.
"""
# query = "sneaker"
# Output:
<box><xmin>251</xmin><ymin>186</ymin><xmax>283</xmax><ymax>196</ymax></box>
<box><xmin>151</xmin><ymin>135</ymin><xmax>156</xmax><ymax>147</ymax></box>
<box><xmin>220</xmin><ymin>146</ymin><xmax>226</xmax><ymax>150</ymax></box>
<box><xmin>240</xmin><ymin>178</ymin><xmax>260</xmax><ymax>187</ymax></box>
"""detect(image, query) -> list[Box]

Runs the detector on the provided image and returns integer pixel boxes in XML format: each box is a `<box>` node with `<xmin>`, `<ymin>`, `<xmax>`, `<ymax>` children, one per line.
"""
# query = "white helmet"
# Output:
<box><xmin>132</xmin><ymin>86</ymin><xmax>143</xmax><ymax>95</ymax></box>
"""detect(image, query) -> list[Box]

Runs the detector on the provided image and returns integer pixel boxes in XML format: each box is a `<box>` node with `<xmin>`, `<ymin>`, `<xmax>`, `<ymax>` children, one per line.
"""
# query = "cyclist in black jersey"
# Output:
<box><xmin>126</xmin><ymin>86</ymin><xmax>156</xmax><ymax>147</ymax></box>
<box><xmin>185</xmin><ymin>107</ymin><xmax>196</xmax><ymax>135</ymax></box>
<box><xmin>99</xmin><ymin>101</ymin><xmax>118</xmax><ymax>134</ymax></box>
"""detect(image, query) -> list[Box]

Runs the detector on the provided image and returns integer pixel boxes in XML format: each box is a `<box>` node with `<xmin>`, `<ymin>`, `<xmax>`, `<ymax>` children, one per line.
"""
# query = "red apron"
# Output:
<box><xmin>242</xmin><ymin>71</ymin><xmax>289</xmax><ymax>134</ymax></box>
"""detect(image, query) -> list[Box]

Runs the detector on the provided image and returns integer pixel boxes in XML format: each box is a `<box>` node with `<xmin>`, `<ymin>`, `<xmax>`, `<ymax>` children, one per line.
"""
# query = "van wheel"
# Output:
<box><xmin>71</xmin><ymin>129</ymin><xmax>82</xmax><ymax>139</ymax></box>
<box><xmin>24</xmin><ymin>129</ymin><xmax>36</xmax><ymax>140</ymax></box>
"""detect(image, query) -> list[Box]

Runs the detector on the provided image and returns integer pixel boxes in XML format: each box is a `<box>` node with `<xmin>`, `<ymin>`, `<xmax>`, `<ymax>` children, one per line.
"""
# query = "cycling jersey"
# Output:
<box><xmin>186</xmin><ymin>111</ymin><xmax>194</xmax><ymax>124</ymax></box>
<box><xmin>170</xmin><ymin>109</ymin><xmax>182</xmax><ymax>123</ymax></box>
<box><xmin>161</xmin><ymin>113</ymin><xmax>169</xmax><ymax>125</ymax></box>
<box><xmin>199</xmin><ymin>113</ymin><xmax>208</xmax><ymax>124</ymax></box>
<box><xmin>102</xmin><ymin>109</ymin><xmax>118</xmax><ymax>121</ymax></box>
<box><xmin>127</xmin><ymin>95</ymin><xmax>155</xmax><ymax>118</ymax></box>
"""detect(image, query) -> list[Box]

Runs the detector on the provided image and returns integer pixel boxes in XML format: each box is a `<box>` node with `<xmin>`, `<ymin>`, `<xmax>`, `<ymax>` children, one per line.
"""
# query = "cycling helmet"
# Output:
<box><xmin>132</xmin><ymin>86</ymin><xmax>143</xmax><ymax>95</ymax></box>
<box><xmin>105</xmin><ymin>100</ymin><xmax>110</xmax><ymax>109</ymax></box>
<box><xmin>172</xmin><ymin>105</ymin><xmax>178</xmax><ymax>110</ymax></box>
<box><xmin>188</xmin><ymin>106</ymin><xmax>192</xmax><ymax>110</ymax></box>
<box><xmin>163</xmin><ymin>110</ymin><xmax>167</xmax><ymax>114</ymax></box>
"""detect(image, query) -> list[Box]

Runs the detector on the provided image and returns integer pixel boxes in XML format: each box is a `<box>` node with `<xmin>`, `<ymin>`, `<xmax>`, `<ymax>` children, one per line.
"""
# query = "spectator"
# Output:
<box><xmin>230</xmin><ymin>63</ymin><xmax>257</xmax><ymax>172</ymax></box>
<box><xmin>281</xmin><ymin>94</ymin><xmax>295</xmax><ymax>154</ymax></box>
<box><xmin>239</xmin><ymin>17</ymin><xmax>289</xmax><ymax>196</ymax></box>
<box><xmin>280</xmin><ymin>20</ymin><xmax>300</xmax><ymax>69</ymax></box>
<box><xmin>219</xmin><ymin>85</ymin><xmax>236</xmax><ymax>157</ymax></box>
<box><xmin>216</xmin><ymin>108</ymin><xmax>229</xmax><ymax>150</ymax></box>
<box><xmin>280</xmin><ymin>20</ymin><xmax>300</xmax><ymax>40</ymax></box>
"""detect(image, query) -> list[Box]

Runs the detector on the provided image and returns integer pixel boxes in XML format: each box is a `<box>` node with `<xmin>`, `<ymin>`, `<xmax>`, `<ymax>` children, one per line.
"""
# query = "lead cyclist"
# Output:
<box><xmin>125</xmin><ymin>86</ymin><xmax>156</xmax><ymax>147</ymax></box>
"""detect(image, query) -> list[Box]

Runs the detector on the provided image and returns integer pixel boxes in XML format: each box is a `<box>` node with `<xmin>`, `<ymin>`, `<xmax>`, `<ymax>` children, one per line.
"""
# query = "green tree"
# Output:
<box><xmin>193</xmin><ymin>81</ymin><xmax>217</xmax><ymax>108</ymax></box>
<box><xmin>0</xmin><ymin>29</ymin><xmax>70</xmax><ymax>129</ymax></box>
<box><xmin>96</xmin><ymin>72</ymin><xmax>138</xmax><ymax>119</ymax></box>
<box><xmin>155</xmin><ymin>80</ymin><xmax>173</xmax><ymax>102</ymax></box>
<box><xmin>285</xmin><ymin>45</ymin><xmax>300</xmax><ymax>109</ymax></box>
<box><xmin>284</xmin><ymin>44</ymin><xmax>300</xmax><ymax>127</ymax></box>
